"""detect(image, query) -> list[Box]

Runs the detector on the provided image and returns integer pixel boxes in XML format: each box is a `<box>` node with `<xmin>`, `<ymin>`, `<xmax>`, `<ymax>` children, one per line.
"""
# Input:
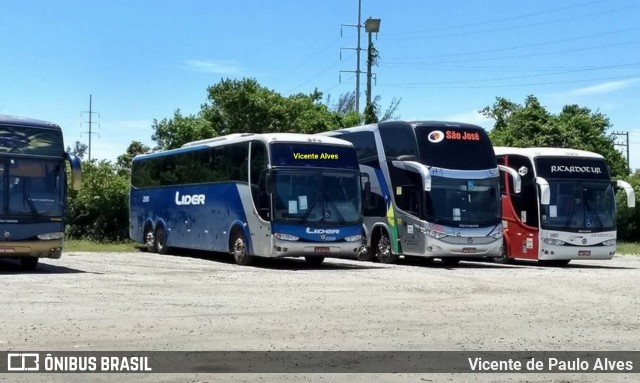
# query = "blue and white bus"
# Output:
<box><xmin>129</xmin><ymin>133</ymin><xmax>365</xmax><ymax>265</ymax></box>
<box><xmin>321</xmin><ymin>121</ymin><xmax>521</xmax><ymax>265</ymax></box>
<box><xmin>0</xmin><ymin>114</ymin><xmax>82</xmax><ymax>270</ymax></box>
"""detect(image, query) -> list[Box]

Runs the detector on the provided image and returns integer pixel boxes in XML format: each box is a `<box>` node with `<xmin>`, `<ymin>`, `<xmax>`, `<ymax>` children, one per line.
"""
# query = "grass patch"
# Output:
<box><xmin>64</xmin><ymin>240</ymin><xmax>141</xmax><ymax>252</ymax></box>
<box><xmin>617</xmin><ymin>242</ymin><xmax>640</xmax><ymax>256</ymax></box>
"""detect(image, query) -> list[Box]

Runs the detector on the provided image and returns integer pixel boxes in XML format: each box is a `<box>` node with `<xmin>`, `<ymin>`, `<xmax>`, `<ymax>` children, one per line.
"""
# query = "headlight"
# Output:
<box><xmin>344</xmin><ymin>235</ymin><xmax>362</xmax><ymax>242</ymax></box>
<box><xmin>274</xmin><ymin>233</ymin><xmax>299</xmax><ymax>241</ymax></box>
<box><xmin>541</xmin><ymin>238</ymin><xmax>565</xmax><ymax>246</ymax></box>
<box><xmin>489</xmin><ymin>231</ymin><xmax>503</xmax><ymax>239</ymax></box>
<box><xmin>425</xmin><ymin>230</ymin><xmax>447</xmax><ymax>239</ymax></box>
<box><xmin>37</xmin><ymin>232</ymin><xmax>64</xmax><ymax>240</ymax></box>
<box><xmin>602</xmin><ymin>239</ymin><xmax>616</xmax><ymax>246</ymax></box>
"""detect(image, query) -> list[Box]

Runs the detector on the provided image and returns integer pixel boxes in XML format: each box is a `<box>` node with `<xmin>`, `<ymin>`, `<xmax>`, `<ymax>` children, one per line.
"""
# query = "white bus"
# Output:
<box><xmin>321</xmin><ymin>121</ymin><xmax>520</xmax><ymax>265</ymax></box>
<box><xmin>494</xmin><ymin>147</ymin><xmax>635</xmax><ymax>265</ymax></box>
<box><xmin>129</xmin><ymin>133</ymin><xmax>365</xmax><ymax>266</ymax></box>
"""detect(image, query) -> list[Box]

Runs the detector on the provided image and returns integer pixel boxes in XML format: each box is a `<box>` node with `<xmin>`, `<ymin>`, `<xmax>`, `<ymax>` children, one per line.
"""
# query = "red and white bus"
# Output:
<box><xmin>494</xmin><ymin>147</ymin><xmax>635</xmax><ymax>266</ymax></box>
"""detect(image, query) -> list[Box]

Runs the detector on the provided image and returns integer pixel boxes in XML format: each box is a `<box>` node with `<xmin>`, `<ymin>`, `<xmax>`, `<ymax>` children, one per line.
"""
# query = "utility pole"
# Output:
<box><xmin>340</xmin><ymin>0</ymin><xmax>363</xmax><ymax>115</ymax></box>
<box><xmin>612</xmin><ymin>130</ymin><xmax>630</xmax><ymax>172</ymax></box>
<box><xmin>81</xmin><ymin>94</ymin><xmax>100</xmax><ymax>161</ymax></box>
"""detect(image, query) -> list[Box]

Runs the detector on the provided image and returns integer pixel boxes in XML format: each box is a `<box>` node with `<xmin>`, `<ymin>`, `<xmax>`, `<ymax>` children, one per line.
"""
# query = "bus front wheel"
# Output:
<box><xmin>491</xmin><ymin>241</ymin><xmax>513</xmax><ymax>264</ymax></box>
<box><xmin>20</xmin><ymin>257</ymin><xmax>39</xmax><ymax>270</ymax></box>
<box><xmin>305</xmin><ymin>256</ymin><xmax>325</xmax><ymax>266</ymax></box>
<box><xmin>231</xmin><ymin>231</ymin><xmax>253</xmax><ymax>266</ymax></box>
<box><xmin>375</xmin><ymin>231</ymin><xmax>398</xmax><ymax>264</ymax></box>
<box><xmin>154</xmin><ymin>227</ymin><xmax>170</xmax><ymax>255</ymax></box>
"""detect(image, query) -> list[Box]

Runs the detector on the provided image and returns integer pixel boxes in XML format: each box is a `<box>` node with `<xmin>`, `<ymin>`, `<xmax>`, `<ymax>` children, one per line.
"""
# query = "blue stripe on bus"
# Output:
<box><xmin>130</xmin><ymin>183</ymin><xmax>252</xmax><ymax>254</ymax></box>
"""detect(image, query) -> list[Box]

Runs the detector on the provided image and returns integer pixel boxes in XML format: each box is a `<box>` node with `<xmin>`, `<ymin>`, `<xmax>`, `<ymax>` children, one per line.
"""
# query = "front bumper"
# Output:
<box><xmin>270</xmin><ymin>238</ymin><xmax>362</xmax><ymax>259</ymax></box>
<box><xmin>0</xmin><ymin>239</ymin><xmax>63</xmax><ymax>259</ymax></box>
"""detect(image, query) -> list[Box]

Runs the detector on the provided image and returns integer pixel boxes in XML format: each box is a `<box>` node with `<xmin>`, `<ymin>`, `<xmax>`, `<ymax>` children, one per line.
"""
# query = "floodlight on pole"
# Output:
<box><xmin>365</xmin><ymin>18</ymin><xmax>381</xmax><ymax>107</ymax></box>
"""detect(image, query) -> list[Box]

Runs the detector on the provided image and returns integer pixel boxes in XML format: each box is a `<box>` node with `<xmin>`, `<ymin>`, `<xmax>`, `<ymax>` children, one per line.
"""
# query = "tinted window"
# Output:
<box><xmin>378</xmin><ymin>125</ymin><xmax>418</xmax><ymax>160</ymax></box>
<box><xmin>505</xmin><ymin>155</ymin><xmax>538</xmax><ymax>227</ymax></box>
<box><xmin>131</xmin><ymin>142</ymin><xmax>249</xmax><ymax>188</ymax></box>
<box><xmin>336</xmin><ymin>131</ymin><xmax>380</xmax><ymax>168</ymax></box>
<box><xmin>415</xmin><ymin>126</ymin><xmax>496</xmax><ymax>170</ymax></box>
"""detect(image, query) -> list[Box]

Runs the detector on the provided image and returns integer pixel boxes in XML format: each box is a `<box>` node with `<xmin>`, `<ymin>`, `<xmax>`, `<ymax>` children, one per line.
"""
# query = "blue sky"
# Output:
<box><xmin>1</xmin><ymin>0</ymin><xmax>639</xmax><ymax>169</ymax></box>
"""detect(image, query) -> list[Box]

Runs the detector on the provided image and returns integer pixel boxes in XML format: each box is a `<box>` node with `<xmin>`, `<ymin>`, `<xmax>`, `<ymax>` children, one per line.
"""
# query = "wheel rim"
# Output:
<box><xmin>233</xmin><ymin>237</ymin><xmax>246</xmax><ymax>263</ymax></box>
<box><xmin>377</xmin><ymin>234</ymin><xmax>391</xmax><ymax>261</ymax></box>
<box><xmin>145</xmin><ymin>229</ymin><xmax>155</xmax><ymax>251</ymax></box>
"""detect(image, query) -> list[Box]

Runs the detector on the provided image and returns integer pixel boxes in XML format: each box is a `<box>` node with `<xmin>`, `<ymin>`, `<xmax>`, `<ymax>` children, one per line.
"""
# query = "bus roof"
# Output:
<box><xmin>321</xmin><ymin>120</ymin><xmax>485</xmax><ymax>135</ymax></box>
<box><xmin>0</xmin><ymin>114</ymin><xmax>61</xmax><ymax>130</ymax></box>
<box><xmin>493</xmin><ymin>146</ymin><xmax>604</xmax><ymax>160</ymax></box>
<box><xmin>135</xmin><ymin>132</ymin><xmax>354</xmax><ymax>161</ymax></box>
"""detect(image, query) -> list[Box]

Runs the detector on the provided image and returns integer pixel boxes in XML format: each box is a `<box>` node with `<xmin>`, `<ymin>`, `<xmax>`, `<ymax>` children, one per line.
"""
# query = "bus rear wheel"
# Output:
<box><xmin>154</xmin><ymin>227</ymin><xmax>170</xmax><ymax>255</ymax></box>
<box><xmin>20</xmin><ymin>257</ymin><xmax>39</xmax><ymax>271</ymax></box>
<box><xmin>305</xmin><ymin>256</ymin><xmax>325</xmax><ymax>266</ymax></box>
<box><xmin>375</xmin><ymin>231</ymin><xmax>398</xmax><ymax>264</ymax></box>
<box><xmin>231</xmin><ymin>231</ymin><xmax>253</xmax><ymax>266</ymax></box>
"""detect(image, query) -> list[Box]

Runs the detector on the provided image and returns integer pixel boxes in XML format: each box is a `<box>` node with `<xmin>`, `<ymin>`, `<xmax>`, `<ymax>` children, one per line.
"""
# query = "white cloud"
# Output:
<box><xmin>184</xmin><ymin>59</ymin><xmax>243</xmax><ymax>74</ymax></box>
<box><xmin>560</xmin><ymin>79</ymin><xmax>640</xmax><ymax>97</ymax></box>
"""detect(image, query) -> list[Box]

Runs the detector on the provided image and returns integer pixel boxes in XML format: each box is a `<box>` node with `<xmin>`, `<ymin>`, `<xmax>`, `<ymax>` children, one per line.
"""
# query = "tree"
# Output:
<box><xmin>66</xmin><ymin>141</ymin><xmax>88</xmax><ymax>159</ymax></box>
<box><xmin>116</xmin><ymin>141</ymin><xmax>151</xmax><ymax>176</ymax></box>
<box><xmin>151</xmin><ymin>109</ymin><xmax>214</xmax><ymax>150</ymax></box>
<box><xmin>66</xmin><ymin>160</ymin><xmax>130</xmax><ymax>242</ymax></box>
<box><xmin>482</xmin><ymin>95</ymin><xmax>627</xmax><ymax>177</ymax></box>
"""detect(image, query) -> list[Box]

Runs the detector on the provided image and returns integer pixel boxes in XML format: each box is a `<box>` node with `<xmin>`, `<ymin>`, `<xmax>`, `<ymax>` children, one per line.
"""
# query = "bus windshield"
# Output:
<box><xmin>425</xmin><ymin>176</ymin><xmax>501</xmax><ymax>226</ymax></box>
<box><xmin>540</xmin><ymin>180</ymin><xmax>616</xmax><ymax>232</ymax></box>
<box><xmin>0</xmin><ymin>158</ymin><xmax>64</xmax><ymax>217</ymax></box>
<box><xmin>272</xmin><ymin>169</ymin><xmax>361</xmax><ymax>226</ymax></box>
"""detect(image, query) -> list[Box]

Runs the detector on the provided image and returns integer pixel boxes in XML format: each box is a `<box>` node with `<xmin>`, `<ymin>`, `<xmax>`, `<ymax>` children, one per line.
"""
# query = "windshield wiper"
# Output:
<box><xmin>24</xmin><ymin>192</ymin><xmax>40</xmax><ymax>219</ymax></box>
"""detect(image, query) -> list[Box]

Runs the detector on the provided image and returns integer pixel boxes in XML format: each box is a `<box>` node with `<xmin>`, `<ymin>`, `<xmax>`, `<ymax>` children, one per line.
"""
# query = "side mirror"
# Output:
<box><xmin>392</xmin><ymin>160</ymin><xmax>431</xmax><ymax>191</ymax></box>
<box><xmin>497</xmin><ymin>165</ymin><xmax>521</xmax><ymax>194</ymax></box>
<box><xmin>615</xmin><ymin>180</ymin><xmax>636</xmax><ymax>208</ymax></box>
<box><xmin>536</xmin><ymin>177</ymin><xmax>550</xmax><ymax>205</ymax></box>
<box><xmin>66</xmin><ymin>152</ymin><xmax>82</xmax><ymax>191</ymax></box>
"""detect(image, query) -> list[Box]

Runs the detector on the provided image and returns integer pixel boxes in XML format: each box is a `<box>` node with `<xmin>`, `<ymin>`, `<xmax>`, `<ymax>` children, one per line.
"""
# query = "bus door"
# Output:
<box><xmin>502</xmin><ymin>155</ymin><xmax>539</xmax><ymax>260</ymax></box>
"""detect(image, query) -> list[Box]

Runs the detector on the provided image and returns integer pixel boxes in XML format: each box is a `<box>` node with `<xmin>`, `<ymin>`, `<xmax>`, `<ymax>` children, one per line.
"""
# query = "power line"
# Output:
<box><xmin>386</xmin><ymin>4</ymin><xmax>640</xmax><ymax>40</ymax></box>
<box><xmin>380</xmin><ymin>73</ymin><xmax>640</xmax><ymax>89</ymax></box>
<box><xmin>386</xmin><ymin>0</ymin><xmax>605</xmax><ymax>36</ymax></box>
<box><xmin>383</xmin><ymin>26</ymin><xmax>640</xmax><ymax>62</ymax></box>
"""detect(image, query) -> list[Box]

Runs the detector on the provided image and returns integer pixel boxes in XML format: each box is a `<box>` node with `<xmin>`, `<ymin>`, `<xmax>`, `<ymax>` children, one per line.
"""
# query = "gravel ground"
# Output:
<box><xmin>0</xmin><ymin>251</ymin><xmax>638</xmax><ymax>383</ymax></box>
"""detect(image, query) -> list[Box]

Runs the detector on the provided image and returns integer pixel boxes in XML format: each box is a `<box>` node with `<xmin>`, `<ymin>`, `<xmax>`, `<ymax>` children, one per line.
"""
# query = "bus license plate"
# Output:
<box><xmin>462</xmin><ymin>247</ymin><xmax>476</xmax><ymax>254</ymax></box>
<box><xmin>578</xmin><ymin>250</ymin><xmax>591</xmax><ymax>256</ymax></box>
<box><xmin>314</xmin><ymin>247</ymin><xmax>330</xmax><ymax>253</ymax></box>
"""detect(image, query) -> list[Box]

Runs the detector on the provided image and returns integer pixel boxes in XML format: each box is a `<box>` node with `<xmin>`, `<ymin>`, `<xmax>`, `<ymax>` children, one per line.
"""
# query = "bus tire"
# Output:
<box><xmin>230</xmin><ymin>230</ymin><xmax>253</xmax><ymax>266</ymax></box>
<box><xmin>144</xmin><ymin>226</ymin><xmax>155</xmax><ymax>253</ymax></box>
<box><xmin>441</xmin><ymin>257</ymin><xmax>460</xmax><ymax>266</ymax></box>
<box><xmin>20</xmin><ymin>257</ymin><xmax>39</xmax><ymax>270</ymax></box>
<box><xmin>375</xmin><ymin>230</ymin><xmax>398</xmax><ymax>264</ymax></box>
<box><xmin>305</xmin><ymin>256</ymin><xmax>325</xmax><ymax>266</ymax></box>
<box><xmin>154</xmin><ymin>227</ymin><xmax>170</xmax><ymax>255</ymax></box>
<box><xmin>539</xmin><ymin>259</ymin><xmax>571</xmax><ymax>267</ymax></box>
<box><xmin>491</xmin><ymin>242</ymin><xmax>512</xmax><ymax>264</ymax></box>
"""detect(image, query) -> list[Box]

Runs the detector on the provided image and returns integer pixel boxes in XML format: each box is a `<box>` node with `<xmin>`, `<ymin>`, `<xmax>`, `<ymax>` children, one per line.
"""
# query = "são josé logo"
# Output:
<box><xmin>427</xmin><ymin>130</ymin><xmax>445</xmax><ymax>143</ymax></box>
